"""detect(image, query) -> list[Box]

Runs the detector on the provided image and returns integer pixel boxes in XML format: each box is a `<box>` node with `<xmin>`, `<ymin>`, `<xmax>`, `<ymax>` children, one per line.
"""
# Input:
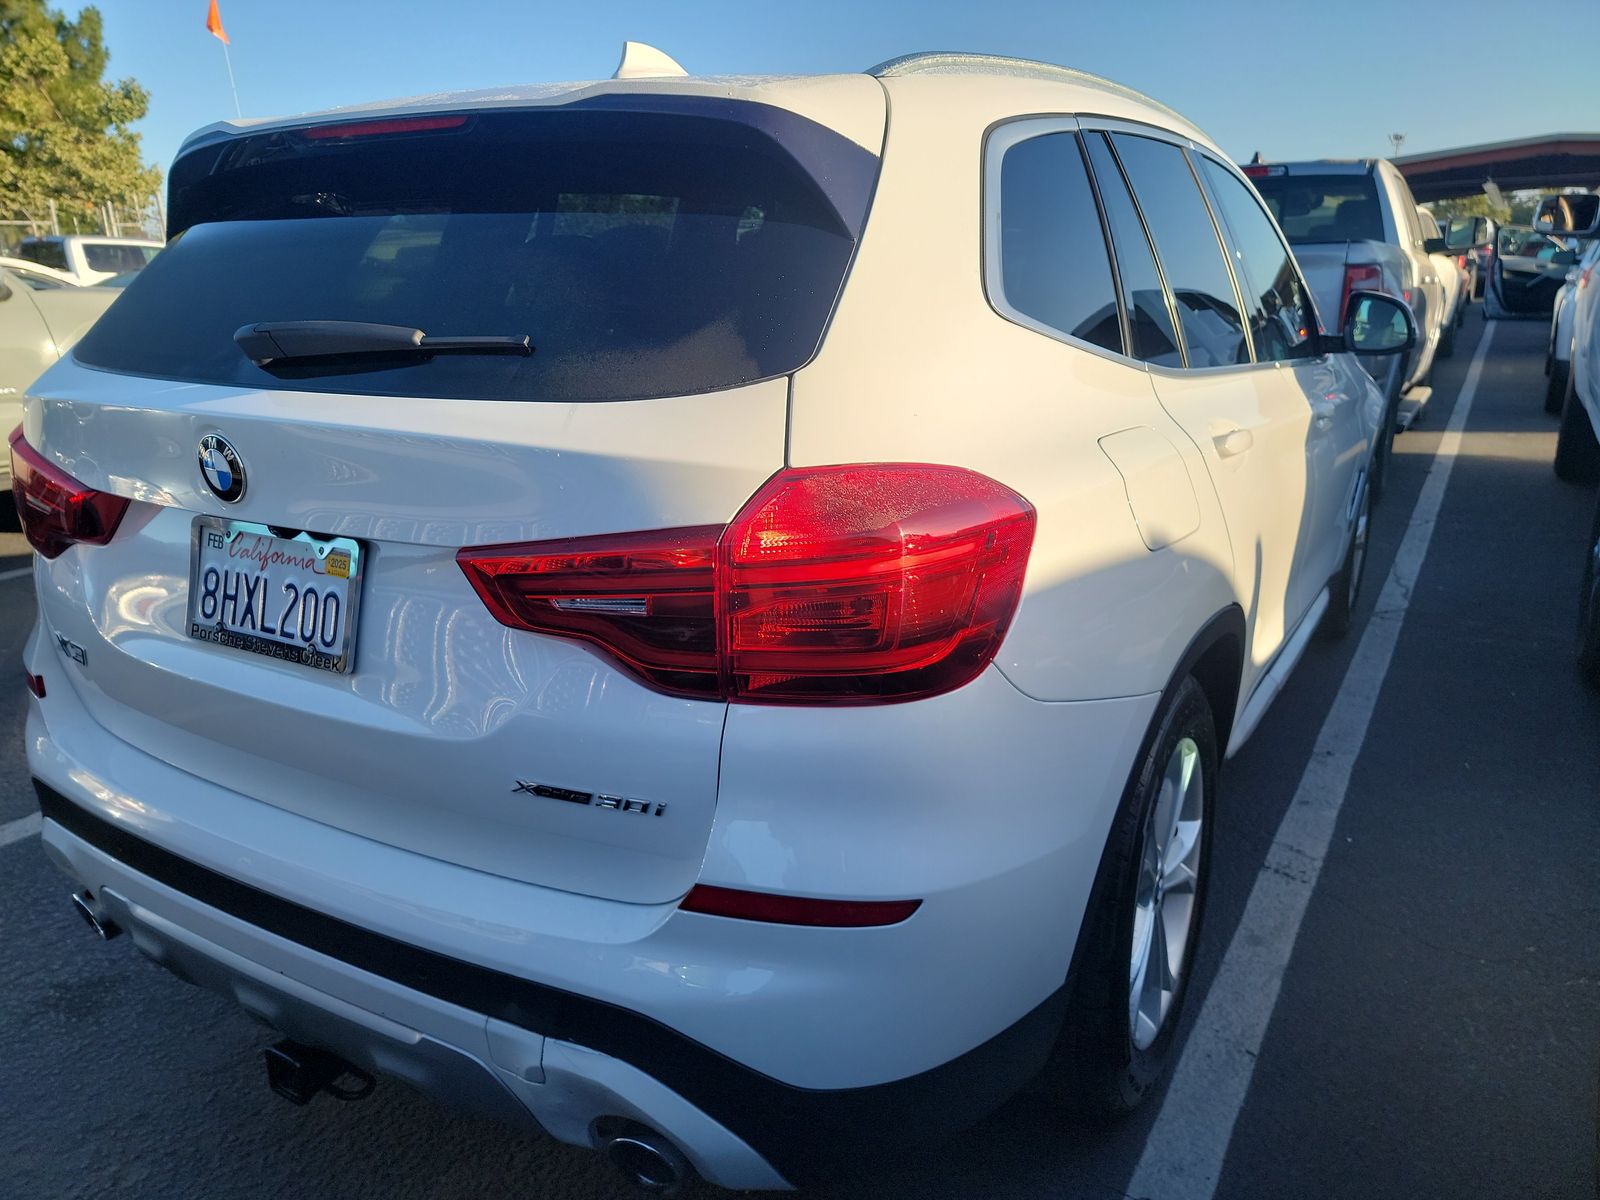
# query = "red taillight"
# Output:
<box><xmin>1338</xmin><ymin>263</ymin><xmax>1384</xmax><ymax>328</ymax></box>
<box><xmin>457</xmin><ymin>464</ymin><xmax>1036</xmax><ymax>705</ymax></box>
<box><xmin>299</xmin><ymin>114</ymin><xmax>470</xmax><ymax>140</ymax></box>
<box><xmin>1456</xmin><ymin>254</ymin><xmax>1468</xmax><ymax>269</ymax></box>
<box><xmin>8</xmin><ymin>427</ymin><xmax>129</xmax><ymax>560</ymax></box>
<box><xmin>24</xmin><ymin>672</ymin><xmax>45</xmax><ymax>699</ymax></box>
<box><xmin>1581</xmin><ymin>267</ymin><xmax>1593</xmax><ymax>291</ymax></box>
<box><xmin>680</xmin><ymin>884</ymin><xmax>921</xmax><ymax>927</ymax></box>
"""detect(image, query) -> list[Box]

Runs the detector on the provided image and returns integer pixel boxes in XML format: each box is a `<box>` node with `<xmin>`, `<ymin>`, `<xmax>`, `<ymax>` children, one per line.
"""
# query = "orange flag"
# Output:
<box><xmin>205</xmin><ymin>0</ymin><xmax>229</xmax><ymax>45</ymax></box>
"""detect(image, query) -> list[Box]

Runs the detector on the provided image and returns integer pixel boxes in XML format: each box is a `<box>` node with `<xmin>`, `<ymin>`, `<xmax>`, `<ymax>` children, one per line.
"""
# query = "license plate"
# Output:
<box><xmin>187</xmin><ymin>518</ymin><xmax>363</xmax><ymax>674</ymax></box>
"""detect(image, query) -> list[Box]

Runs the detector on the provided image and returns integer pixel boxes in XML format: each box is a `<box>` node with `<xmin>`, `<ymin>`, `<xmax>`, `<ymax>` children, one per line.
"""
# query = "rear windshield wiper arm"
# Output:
<box><xmin>235</xmin><ymin>321</ymin><xmax>532</xmax><ymax>367</ymax></box>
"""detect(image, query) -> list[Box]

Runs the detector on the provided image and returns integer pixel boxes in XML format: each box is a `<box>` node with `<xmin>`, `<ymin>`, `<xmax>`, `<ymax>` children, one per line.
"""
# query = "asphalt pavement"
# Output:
<box><xmin>0</xmin><ymin>310</ymin><xmax>1595</xmax><ymax>1200</ymax></box>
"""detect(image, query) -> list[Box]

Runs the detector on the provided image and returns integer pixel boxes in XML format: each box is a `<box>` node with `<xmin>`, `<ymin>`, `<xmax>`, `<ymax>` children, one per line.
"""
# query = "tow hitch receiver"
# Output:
<box><xmin>264</xmin><ymin>1040</ymin><xmax>376</xmax><ymax>1106</ymax></box>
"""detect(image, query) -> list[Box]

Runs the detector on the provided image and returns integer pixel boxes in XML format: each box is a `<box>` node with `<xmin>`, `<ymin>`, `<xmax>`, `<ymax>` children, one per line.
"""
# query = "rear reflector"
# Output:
<box><xmin>458</xmin><ymin>464</ymin><xmax>1036</xmax><ymax>705</ymax></box>
<box><xmin>24</xmin><ymin>672</ymin><xmax>45</xmax><ymax>699</ymax></box>
<box><xmin>680</xmin><ymin>884</ymin><xmax>921</xmax><ymax>927</ymax></box>
<box><xmin>8</xmin><ymin>427</ymin><xmax>130</xmax><ymax>560</ymax></box>
<box><xmin>299</xmin><ymin>114</ymin><xmax>470</xmax><ymax>140</ymax></box>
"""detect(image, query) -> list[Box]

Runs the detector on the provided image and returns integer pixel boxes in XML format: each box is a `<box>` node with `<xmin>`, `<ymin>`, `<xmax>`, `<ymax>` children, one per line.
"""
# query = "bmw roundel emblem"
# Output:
<box><xmin>198</xmin><ymin>434</ymin><xmax>246</xmax><ymax>503</ymax></box>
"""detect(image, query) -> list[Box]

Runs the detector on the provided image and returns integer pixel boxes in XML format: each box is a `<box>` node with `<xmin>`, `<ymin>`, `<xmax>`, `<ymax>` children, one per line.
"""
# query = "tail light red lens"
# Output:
<box><xmin>1338</xmin><ymin>263</ymin><xmax>1384</xmax><ymax>328</ymax></box>
<box><xmin>458</xmin><ymin>464</ymin><xmax>1036</xmax><ymax>705</ymax></box>
<box><xmin>8</xmin><ymin>427</ymin><xmax>129</xmax><ymax>560</ymax></box>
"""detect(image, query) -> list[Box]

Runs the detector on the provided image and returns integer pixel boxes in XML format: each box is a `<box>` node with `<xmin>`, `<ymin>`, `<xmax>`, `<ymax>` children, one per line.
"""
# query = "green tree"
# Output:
<box><xmin>0</xmin><ymin>1</ymin><xmax>158</xmax><ymax>234</ymax></box>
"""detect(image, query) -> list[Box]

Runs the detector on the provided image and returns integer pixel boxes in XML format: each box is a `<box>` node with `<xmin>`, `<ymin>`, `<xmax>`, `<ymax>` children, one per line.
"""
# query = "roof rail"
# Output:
<box><xmin>867</xmin><ymin>51</ymin><xmax>1188</xmax><ymax>126</ymax></box>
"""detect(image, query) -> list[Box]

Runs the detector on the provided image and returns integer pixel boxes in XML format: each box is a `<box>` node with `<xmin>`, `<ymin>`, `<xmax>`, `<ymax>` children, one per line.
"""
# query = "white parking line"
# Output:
<box><xmin>0</xmin><ymin>812</ymin><xmax>42</xmax><ymax>849</ymax></box>
<box><xmin>1127</xmin><ymin>324</ymin><xmax>1496</xmax><ymax>1199</ymax></box>
<box><xmin>0</xmin><ymin>565</ymin><xmax>33</xmax><ymax>582</ymax></box>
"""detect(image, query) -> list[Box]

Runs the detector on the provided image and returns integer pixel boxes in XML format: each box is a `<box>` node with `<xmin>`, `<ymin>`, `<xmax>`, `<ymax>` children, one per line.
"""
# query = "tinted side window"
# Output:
<box><xmin>1199</xmin><ymin>159</ymin><xmax>1319</xmax><ymax>362</ymax></box>
<box><xmin>996</xmin><ymin>132</ymin><xmax>1122</xmax><ymax>354</ymax></box>
<box><xmin>1082</xmin><ymin>133</ymin><xmax>1182</xmax><ymax>367</ymax></box>
<box><xmin>19</xmin><ymin>241</ymin><xmax>68</xmax><ymax>270</ymax></box>
<box><xmin>1111</xmin><ymin>134</ymin><xmax>1248</xmax><ymax>368</ymax></box>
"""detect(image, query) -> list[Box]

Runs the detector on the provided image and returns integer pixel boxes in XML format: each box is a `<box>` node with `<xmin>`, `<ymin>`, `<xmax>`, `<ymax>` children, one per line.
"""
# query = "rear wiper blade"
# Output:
<box><xmin>234</xmin><ymin>321</ymin><xmax>532</xmax><ymax>367</ymax></box>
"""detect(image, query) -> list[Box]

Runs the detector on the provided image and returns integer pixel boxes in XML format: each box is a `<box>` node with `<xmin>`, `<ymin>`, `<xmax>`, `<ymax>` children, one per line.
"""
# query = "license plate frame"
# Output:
<box><xmin>186</xmin><ymin>517</ymin><xmax>364</xmax><ymax>674</ymax></box>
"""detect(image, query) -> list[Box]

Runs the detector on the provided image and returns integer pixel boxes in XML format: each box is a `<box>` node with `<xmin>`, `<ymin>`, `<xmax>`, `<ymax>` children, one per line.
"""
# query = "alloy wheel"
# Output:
<box><xmin>1128</xmin><ymin>736</ymin><xmax>1204</xmax><ymax>1050</ymax></box>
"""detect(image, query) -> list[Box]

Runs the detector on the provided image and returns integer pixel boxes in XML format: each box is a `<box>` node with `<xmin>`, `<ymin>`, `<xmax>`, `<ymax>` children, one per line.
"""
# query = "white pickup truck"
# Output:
<box><xmin>1242</xmin><ymin>158</ymin><xmax>1475</xmax><ymax>497</ymax></box>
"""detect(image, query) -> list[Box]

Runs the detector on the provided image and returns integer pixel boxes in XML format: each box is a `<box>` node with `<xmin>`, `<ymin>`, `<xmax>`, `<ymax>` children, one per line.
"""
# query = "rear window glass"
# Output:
<box><xmin>1249</xmin><ymin>174</ymin><xmax>1384</xmax><ymax>244</ymax></box>
<box><xmin>74</xmin><ymin>104</ymin><xmax>879</xmax><ymax>403</ymax></box>
<box><xmin>18</xmin><ymin>240</ymin><xmax>68</xmax><ymax>270</ymax></box>
<box><xmin>81</xmin><ymin>243</ymin><xmax>160</xmax><ymax>273</ymax></box>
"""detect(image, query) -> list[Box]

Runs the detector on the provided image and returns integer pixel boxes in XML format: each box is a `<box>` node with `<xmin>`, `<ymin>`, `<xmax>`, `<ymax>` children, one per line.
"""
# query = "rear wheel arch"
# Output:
<box><xmin>1167</xmin><ymin>606</ymin><xmax>1246</xmax><ymax>754</ymax></box>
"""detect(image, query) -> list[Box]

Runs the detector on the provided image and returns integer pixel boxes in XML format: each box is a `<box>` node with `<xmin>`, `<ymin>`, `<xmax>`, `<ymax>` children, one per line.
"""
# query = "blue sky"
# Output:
<box><xmin>90</xmin><ymin>0</ymin><xmax>1597</xmax><ymax>177</ymax></box>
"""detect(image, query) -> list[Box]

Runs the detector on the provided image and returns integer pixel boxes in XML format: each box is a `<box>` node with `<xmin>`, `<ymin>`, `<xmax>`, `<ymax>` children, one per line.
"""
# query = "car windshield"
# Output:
<box><xmin>1248</xmin><ymin>173</ymin><xmax>1384</xmax><ymax>244</ymax></box>
<box><xmin>74</xmin><ymin>104</ymin><xmax>880</xmax><ymax>403</ymax></box>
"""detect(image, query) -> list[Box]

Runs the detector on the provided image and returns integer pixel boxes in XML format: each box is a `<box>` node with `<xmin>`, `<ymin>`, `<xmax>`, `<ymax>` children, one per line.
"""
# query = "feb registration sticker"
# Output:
<box><xmin>187</xmin><ymin>517</ymin><xmax>364</xmax><ymax>674</ymax></box>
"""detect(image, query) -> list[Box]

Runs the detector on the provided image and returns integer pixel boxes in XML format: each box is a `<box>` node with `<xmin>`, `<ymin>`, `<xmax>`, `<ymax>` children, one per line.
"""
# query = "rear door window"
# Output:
<box><xmin>18</xmin><ymin>240</ymin><xmax>68</xmax><ymax>270</ymax></box>
<box><xmin>1249</xmin><ymin>173</ymin><xmax>1384</xmax><ymax>244</ymax></box>
<box><xmin>1081</xmin><ymin>133</ymin><xmax>1182</xmax><ymax>367</ymax></box>
<box><xmin>1110</xmin><ymin>133</ymin><xmax>1249</xmax><ymax>368</ymax></box>
<box><xmin>73</xmin><ymin>104</ymin><xmax>880</xmax><ymax>403</ymax></box>
<box><xmin>993</xmin><ymin>131</ymin><xmax>1122</xmax><ymax>354</ymax></box>
<box><xmin>1198</xmin><ymin>157</ymin><xmax>1320</xmax><ymax>361</ymax></box>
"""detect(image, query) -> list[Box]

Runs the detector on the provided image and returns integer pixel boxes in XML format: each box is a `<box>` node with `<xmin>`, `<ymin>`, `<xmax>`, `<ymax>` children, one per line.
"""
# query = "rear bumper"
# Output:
<box><xmin>38</xmin><ymin>780</ymin><xmax>1064</xmax><ymax>1187</ymax></box>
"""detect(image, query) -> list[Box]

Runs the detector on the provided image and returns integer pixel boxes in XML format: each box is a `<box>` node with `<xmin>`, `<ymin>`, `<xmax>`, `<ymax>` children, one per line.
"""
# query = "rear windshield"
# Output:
<box><xmin>74</xmin><ymin>103</ymin><xmax>879</xmax><ymax>403</ymax></box>
<box><xmin>1249</xmin><ymin>174</ymin><xmax>1384</xmax><ymax>244</ymax></box>
<box><xmin>18</xmin><ymin>240</ymin><xmax>68</xmax><ymax>270</ymax></box>
<box><xmin>81</xmin><ymin>242</ymin><xmax>160</xmax><ymax>273</ymax></box>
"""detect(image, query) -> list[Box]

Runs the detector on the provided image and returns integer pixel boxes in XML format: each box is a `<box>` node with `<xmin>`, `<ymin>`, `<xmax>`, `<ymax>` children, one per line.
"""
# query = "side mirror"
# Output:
<box><xmin>1444</xmin><ymin>216</ymin><xmax>1492</xmax><ymax>251</ymax></box>
<box><xmin>1423</xmin><ymin>236</ymin><xmax>1447</xmax><ymax>255</ymax></box>
<box><xmin>1533</xmin><ymin>193</ymin><xmax>1600</xmax><ymax>237</ymax></box>
<box><xmin>1343</xmin><ymin>291</ymin><xmax>1416</xmax><ymax>356</ymax></box>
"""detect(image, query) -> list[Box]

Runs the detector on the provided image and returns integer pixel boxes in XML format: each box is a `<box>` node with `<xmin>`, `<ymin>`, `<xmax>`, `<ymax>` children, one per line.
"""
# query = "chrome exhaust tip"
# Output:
<box><xmin>595</xmin><ymin>1119</ymin><xmax>690</xmax><ymax>1197</ymax></box>
<box><xmin>71</xmin><ymin>890</ymin><xmax>121</xmax><ymax>940</ymax></box>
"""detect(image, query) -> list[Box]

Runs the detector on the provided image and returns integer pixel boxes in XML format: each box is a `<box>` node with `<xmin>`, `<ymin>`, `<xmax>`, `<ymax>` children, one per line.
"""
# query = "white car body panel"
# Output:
<box><xmin>19</xmin><ymin>57</ymin><xmax>1384</xmax><ymax>1185</ymax></box>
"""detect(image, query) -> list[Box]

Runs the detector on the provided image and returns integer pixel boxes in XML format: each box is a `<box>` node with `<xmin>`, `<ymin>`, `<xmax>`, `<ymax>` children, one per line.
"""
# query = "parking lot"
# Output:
<box><xmin>1</xmin><ymin>311</ymin><xmax>1596</xmax><ymax>1199</ymax></box>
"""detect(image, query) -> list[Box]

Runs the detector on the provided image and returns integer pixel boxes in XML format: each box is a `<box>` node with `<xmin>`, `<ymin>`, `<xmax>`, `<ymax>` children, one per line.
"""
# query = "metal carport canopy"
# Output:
<box><xmin>1394</xmin><ymin>133</ymin><xmax>1600</xmax><ymax>202</ymax></box>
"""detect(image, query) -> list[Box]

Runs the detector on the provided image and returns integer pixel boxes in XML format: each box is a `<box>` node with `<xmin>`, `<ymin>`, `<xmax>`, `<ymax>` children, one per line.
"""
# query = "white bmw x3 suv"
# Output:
<box><xmin>14</xmin><ymin>50</ymin><xmax>1413</xmax><ymax>1193</ymax></box>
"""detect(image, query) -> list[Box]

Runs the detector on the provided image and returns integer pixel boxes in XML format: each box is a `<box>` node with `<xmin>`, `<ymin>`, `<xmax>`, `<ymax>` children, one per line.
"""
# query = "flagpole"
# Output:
<box><xmin>220</xmin><ymin>41</ymin><xmax>241</xmax><ymax>118</ymax></box>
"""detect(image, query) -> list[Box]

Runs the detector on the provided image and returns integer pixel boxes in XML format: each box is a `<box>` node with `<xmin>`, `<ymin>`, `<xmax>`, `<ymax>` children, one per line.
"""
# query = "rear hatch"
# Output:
<box><xmin>25</xmin><ymin>91</ymin><xmax>883</xmax><ymax>904</ymax></box>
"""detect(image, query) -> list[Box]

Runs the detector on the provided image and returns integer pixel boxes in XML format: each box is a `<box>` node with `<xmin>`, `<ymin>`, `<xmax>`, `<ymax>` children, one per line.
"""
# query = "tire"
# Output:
<box><xmin>1320</xmin><ymin>473</ymin><xmax>1371</xmax><ymax>640</ymax></box>
<box><xmin>1438</xmin><ymin>314</ymin><xmax>1456</xmax><ymax>359</ymax></box>
<box><xmin>1579</xmin><ymin>489</ymin><xmax>1600</xmax><ymax>689</ymax></box>
<box><xmin>1546</xmin><ymin>359</ymin><xmax>1569</xmax><ymax>416</ymax></box>
<box><xmin>1554</xmin><ymin>368</ymin><xmax>1600</xmax><ymax>484</ymax></box>
<box><xmin>1045</xmin><ymin>675</ymin><xmax>1216</xmax><ymax>1118</ymax></box>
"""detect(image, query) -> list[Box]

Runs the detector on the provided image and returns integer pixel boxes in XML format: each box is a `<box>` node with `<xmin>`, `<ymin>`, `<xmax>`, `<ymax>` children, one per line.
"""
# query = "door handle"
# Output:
<box><xmin>1211</xmin><ymin>426</ymin><xmax>1253</xmax><ymax>458</ymax></box>
<box><xmin>1311</xmin><ymin>403</ymin><xmax>1338</xmax><ymax>431</ymax></box>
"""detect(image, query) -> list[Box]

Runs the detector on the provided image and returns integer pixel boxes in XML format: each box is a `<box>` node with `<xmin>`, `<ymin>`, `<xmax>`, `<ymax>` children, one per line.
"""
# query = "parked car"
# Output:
<box><xmin>1485</xmin><ymin>224</ymin><xmax>1581</xmax><ymax>319</ymax></box>
<box><xmin>12</xmin><ymin>50</ymin><xmax>1414</xmax><ymax>1192</ymax></box>
<box><xmin>15</xmin><ymin>235</ymin><xmax>163</xmax><ymax>286</ymax></box>
<box><xmin>1242</xmin><ymin>157</ymin><xmax>1465</xmax><ymax>496</ymax></box>
<box><xmin>1434</xmin><ymin>214</ymin><xmax>1484</xmax><ymax>303</ymax></box>
<box><xmin>1546</xmin><ymin>238</ymin><xmax>1600</xmax><ymax>414</ymax></box>
<box><xmin>0</xmin><ymin>266</ymin><xmax>119</xmax><ymax>495</ymax></box>
<box><xmin>1536</xmin><ymin>193</ymin><xmax>1600</xmax><ymax>684</ymax></box>
<box><xmin>0</xmin><ymin>256</ymin><xmax>81</xmax><ymax>290</ymax></box>
<box><xmin>1418</xmin><ymin>206</ymin><xmax>1468</xmax><ymax>358</ymax></box>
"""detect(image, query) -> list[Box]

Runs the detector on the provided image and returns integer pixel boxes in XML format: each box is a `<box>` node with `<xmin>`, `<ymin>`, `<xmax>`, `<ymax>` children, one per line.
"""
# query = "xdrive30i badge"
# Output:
<box><xmin>198</xmin><ymin>434</ymin><xmax>246</xmax><ymax>503</ymax></box>
<box><xmin>513</xmin><ymin>779</ymin><xmax>667</xmax><ymax>817</ymax></box>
